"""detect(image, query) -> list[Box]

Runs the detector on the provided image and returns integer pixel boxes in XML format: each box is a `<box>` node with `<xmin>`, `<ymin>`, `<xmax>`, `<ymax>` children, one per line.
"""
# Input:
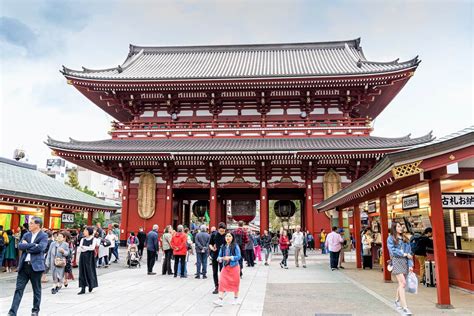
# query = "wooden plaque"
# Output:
<box><xmin>138</xmin><ymin>172</ymin><xmax>156</xmax><ymax>219</ymax></box>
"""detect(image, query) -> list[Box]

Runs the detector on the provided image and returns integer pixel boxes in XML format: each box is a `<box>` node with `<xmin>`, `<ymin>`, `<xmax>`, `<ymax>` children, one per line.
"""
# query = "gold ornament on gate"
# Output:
<box><xmin>138</xmin><ymin>172</ymin><xmax>156</xmax><ymax>219</ymax></box>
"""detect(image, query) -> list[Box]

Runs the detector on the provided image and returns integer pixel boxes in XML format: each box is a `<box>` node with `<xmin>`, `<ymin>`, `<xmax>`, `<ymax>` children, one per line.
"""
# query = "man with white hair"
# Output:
<box><xmin>194</xmin><ymin>224</ymin><xmax>211</xmax><ymax>279</ymax></box>
<box><xmin>291</xmin><ymin>225</ymin><xmax>306</xmax><ymax>268</ymax></box>
<box><xmin>146</xmin><ymin>224</ymin><xmax>159</xmax><ymax>275</ymax></box>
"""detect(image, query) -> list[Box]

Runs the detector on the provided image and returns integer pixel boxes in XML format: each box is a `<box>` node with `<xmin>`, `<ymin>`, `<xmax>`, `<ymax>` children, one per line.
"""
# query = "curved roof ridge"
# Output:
<box><xmin>129</xmin><ymin>38</ymin><xmax>362</xmax><ymax>54</ymax></box>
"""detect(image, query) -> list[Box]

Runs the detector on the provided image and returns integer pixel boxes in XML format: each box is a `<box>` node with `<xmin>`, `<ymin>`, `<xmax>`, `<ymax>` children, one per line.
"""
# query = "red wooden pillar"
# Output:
<box><xmin>380</xmin><ymin>196</ymin><xmax>391</xmax><ymax>282</ymax></box>
<box><xmin>209</xmin><ymin>182</ymin><xmax>217</xmax><ymax>228</ymax></box>
<box><xmin>120</xmin><ymin>176</ymin><xmax>130</xmax><ymax>241</ymax></box>
<box><xmin>11</xmin><ymin>211</ymin><xmax>20</xmax><ymax>231</ymax></box>
<box><xmin>164</xmin><ymin>180</ymin><xmax>173</xmax><ymax>226</ymax></box>
<box><xmin>44</xmin><ymin>205</ymin><xmax>51</xmax><ymax>229</ymax></box>
<box><xmin>429</xmin><ymin>178</ymin><xmax>452</xmax><ymax>308</ymax></box>
<box><xmin>353</xmin><ymin>204</ymin><xmax>362</xmax><ymax>269</ymax></box>
<box><xmin>305</xmin><ymin>177</ymin><xmax>314</xmax><ymax>234</ymax></box>
<box><xmin>87</xmin><ymin>211</ymin><xmax>93</xmax><ymax>226</ymax></box>
<box><xmin>260</xmin><ymin>181</ymin><xmax>269</xmax><ymax>235</ymax></box>
<box><xmin>337</xmin><ymin>208</ymin><xmax>343</xmax><ymax>228</ymax></box>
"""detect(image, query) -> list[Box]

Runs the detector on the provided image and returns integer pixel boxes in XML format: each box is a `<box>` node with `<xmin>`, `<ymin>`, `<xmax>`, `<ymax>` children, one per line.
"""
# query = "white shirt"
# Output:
<box><xmin>291</xmin><ymin>231</ymin><xmax>305</xmax><ymax>247</ymax></box>
<box><xmin>25</xmin><ymin>231</ymin><xmax>39</xmax><ymax>262</ymax></box>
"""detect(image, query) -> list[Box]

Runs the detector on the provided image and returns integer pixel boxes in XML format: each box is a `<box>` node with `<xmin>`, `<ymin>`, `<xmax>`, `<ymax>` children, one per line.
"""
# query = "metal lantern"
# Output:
<box><xmin>274</xmin><ymin>200</ymin><xmax>296</xmax><ymax>218</ymax></box>
<box><xmin>231</xmin><ymin>200</ymin><xmax>256</xmax><ymax>223</ymax></box>
<box><xmin>192</xmin><ymin>200</ymin><xmax>209</xmax><ymax>218</ymax></box>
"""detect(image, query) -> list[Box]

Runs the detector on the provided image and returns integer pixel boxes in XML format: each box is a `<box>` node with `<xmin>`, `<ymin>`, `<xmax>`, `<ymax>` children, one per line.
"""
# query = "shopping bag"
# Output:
<box><xmin>407</xmin><ymin>272</ymin><xmax>418</xmax><ymax>294</ymax></box>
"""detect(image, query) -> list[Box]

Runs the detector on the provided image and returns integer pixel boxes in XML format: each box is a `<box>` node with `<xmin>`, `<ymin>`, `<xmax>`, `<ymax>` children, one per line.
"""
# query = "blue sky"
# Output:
<box><xmin>0</xmin><ymin>0</ymin><xmax>472</xmax><ymax>166</ymax></box>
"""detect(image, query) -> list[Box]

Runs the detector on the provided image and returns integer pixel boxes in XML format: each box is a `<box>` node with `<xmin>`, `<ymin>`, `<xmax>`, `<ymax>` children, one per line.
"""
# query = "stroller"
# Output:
<box><xmin>127</xmin><ymin>244</ymin><xmax>141</xmax><ymax>268</ymax></box>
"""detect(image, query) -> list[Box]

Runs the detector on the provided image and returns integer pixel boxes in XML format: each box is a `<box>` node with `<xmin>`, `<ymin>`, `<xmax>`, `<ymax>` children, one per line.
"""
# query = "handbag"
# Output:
<box><xmin>54</xmin><ymin>246</ymin><xmax>66</xmax><ymax>268</ymax></box>
<box><xmin>362</xmin><ymin>248</ymin><xmax>371</xmax><ymax>256</ymax></box>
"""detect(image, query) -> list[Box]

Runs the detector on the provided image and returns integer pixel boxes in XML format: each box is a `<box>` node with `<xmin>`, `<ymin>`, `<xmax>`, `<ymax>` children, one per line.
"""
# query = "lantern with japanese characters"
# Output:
<box><xmin>274</xmin><ymin>200</ymin><xmax>296</xmax><ymax>218</ymax></box>
<box><xmin>192</xmin><ymin>200</ymin><xmax>209</xmax><ymax>219</ymax></box>
<box><xmin>231</xmin><ymin>200</ymin><xmax>256</xmax><ymax>223</ymax></box>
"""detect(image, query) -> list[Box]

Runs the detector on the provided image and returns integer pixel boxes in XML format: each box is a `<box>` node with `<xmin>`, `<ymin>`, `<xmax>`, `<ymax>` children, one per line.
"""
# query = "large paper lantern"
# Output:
<box><xmin>231</xmin><ymin>200</ymin><xmax>256</xmax><ymax>223</ymax></box>
<box><xmin>192</xmin><ymin>200</ymin><xmax>209</xmax><ymax>218</ymax></box>
<box><xmin>274</xmin><ymin>200</ymin><xmax>296</xmax><ymax>218</ymax></box>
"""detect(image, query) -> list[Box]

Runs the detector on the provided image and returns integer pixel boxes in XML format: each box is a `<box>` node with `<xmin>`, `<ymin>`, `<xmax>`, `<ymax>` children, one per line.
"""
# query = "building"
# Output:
<box><xmin>41</xmin><ymin>158</ymin><xmax>67</xmax><ymax>182</ymax></box>
<box><xmin>0</xmin><ymin>157</ymin><xmax>119</xmax><ymax>230</ymax></box>
<box><xmin>76</xmin><ymin>166</ymin><xmax>121</xmax><ymax>201</ymax></box>
<box><xmin>46</xmin><ymin>38</ymin><xmax>432</xmax><ymax>240</ymax></box>
<box><xmin>315</xmin><ymin>127</ymin><xmax>474</xmax><ymax>307</ymax></box>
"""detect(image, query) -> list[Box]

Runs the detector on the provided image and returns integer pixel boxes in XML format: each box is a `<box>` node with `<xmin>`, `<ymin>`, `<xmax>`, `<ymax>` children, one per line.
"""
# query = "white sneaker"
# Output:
<box><xmin>231</xmin><ymin>299</ymin><xmax>240</xmax><ymax>305</ymax></box>
<box><xmin>403</xmin><ymin>308</ymin><xmax>412</xmax><ymax>315</ymax></box>
<box><xmin>394</xmin><ymin>300</ymin><xmax>402</xmax><ymax>310</ymax></box>
<box><xmin>213</xmin><ymin>299</ymin><xmax>224</xmax><ymax>307</ymax></box>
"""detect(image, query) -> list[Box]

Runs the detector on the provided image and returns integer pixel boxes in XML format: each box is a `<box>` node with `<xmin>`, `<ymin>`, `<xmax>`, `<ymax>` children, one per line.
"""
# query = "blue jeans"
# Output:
<box><xmin>321</xmin><ymin>243</ymin><xmax>326</xmax><ymax>254</ymax></box>
<box><xmin>112</xmin><ymin>242</ymin><xmax>119</xmax><ymax>260</ymax></box>
<box><xmin>0</xmin><ymin>247</ymin><xmax>5</xmax><ymax>267</ymax></box>
<box><xmin>196</xmin><ymin>251</ymin><xmax>208</xmax><ymax>276</ymax></box>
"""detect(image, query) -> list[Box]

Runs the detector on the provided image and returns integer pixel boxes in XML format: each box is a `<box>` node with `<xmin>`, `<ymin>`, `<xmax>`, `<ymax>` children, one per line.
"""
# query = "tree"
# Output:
<box><xmin>82</xmin><ymin>186</ymin><xmax>97</xmax><ymax>197</ymax></box>
<box><xmin>65</xmin><ymin>169</ymin><xmax>81</xmax><ymax>189</ymax></box>
<box><xmin>92</xmin><ymin>212</ymin><xmax>105</xmax><ymax>226</ymax></box>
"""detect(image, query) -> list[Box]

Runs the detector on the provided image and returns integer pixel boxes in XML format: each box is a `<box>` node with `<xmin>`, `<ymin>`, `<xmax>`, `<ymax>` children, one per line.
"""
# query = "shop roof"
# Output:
<box><xmin>46</xmin><ymin>133</ymin><xmax>434</xmax><ymax>154</ymax></box>
<box><xmin>0</xmin><ymin>157</ymin><xmax>119</xmax><ymax>211</ymax></box>
<box><xmin>61</xmin><ymin>38</ymin><xmax>419</xmax><ymax>81</ymax></box>
<box><xmin>314</xmin><ymin>126</ymin><xmax>474</xmax><ymax>212</ymax></box>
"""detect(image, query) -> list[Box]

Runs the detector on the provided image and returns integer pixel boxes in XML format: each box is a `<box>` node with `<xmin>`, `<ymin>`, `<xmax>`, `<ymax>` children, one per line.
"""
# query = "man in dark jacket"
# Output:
<box><xmin>194</xmin><ymin>225</ymin><xmax>211</xmax><ymax>279</ymax></box>
<box><xmin>261</xmin><ymin>230</ymin><xmax>272</xmax><ymax>265</ymax></box>
<box><xmin>415</xmin><ymin>227</ymin><xmax>433</xmax><ymax>282</ymax></box>
<box><xmin>146</xmin><ymin>225</ymin><xmax>159</xmax><ymax>275</ymax></box>
<box><xmin>233</xmin><ymin>221</ymin><xmax>249</xmax><ymax>277</ymax></box>
<box><xmin>8</xmin><ymin>217</ymin><xmax>48</xmax><ymax>316</ymax></box>
<box><xmin>209</xmin><ymin>222</ymin><xmax>226</xmax><ymax>294</ymax></box>
<box><xmin>137</xmin><ymin>227</ymin><xmax>147</xmax><ymax>258</ymax></box>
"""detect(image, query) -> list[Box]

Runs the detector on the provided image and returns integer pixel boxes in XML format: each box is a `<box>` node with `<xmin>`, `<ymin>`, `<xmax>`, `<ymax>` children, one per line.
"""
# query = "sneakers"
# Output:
<box><xmin>402</xmin><ymin>308</ymin><xmax>412</xmax><ymax>315</ymax></box>
<box><xmin>284</xmin><ymin>265</ymin><xmax>288</xmax><ymax>269</ymax></box>
<box><xmin>212</xmin><ymin>288</ymin><xmax>218</xmax><ymax>294</ymax></box>
<box><xmin>203</xmin><ymin>275</ymin><xmax>207</xmax><ymax>279</ymax></box>
<box><xmin>195</xmin><ymin>275</ymin><xmax>200</xmax><ymax>279</ymax></box>
<box><xmin>303</xmin><ymin>265</ymin><xmax>307</xmax><ymax>268</ymax></box>
<box><xmin>213</xmin><ymin>299</ymin><xmax>224</xmax><ymax>307</ymax></box>
<box><xmin>394</xmin><ymin>300</ymin><xmax>402</xmax><ymax>310</ymax></box>
<box><xmin>231</xmin><ymin>299</ymin><xmax>240</xmax><ymax>305</ymax></box>
<box><xmin>280</xmin><ymin>263</ymin><xmax>284</xmax><ymax>268</ymax></box>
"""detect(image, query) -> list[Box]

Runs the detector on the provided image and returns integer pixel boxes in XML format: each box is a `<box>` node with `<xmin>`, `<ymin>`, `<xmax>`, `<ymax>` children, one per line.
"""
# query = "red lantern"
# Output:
<box><xmin>231</xmin><ymin>200</ymin><xmax>256</xmax><ymax>223</ymax></box>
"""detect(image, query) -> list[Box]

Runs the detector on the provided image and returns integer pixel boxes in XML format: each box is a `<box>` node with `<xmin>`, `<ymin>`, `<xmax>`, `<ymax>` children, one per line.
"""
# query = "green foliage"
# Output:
<box><xmin>82</xmin><ymin>185</ymin><xmax>97</xmax><ymax>197</ymax></box>
<box><xmin>92</xmin><ymin>212</ymin><xmax>105</xmax><ymax>226</ymax></box>
<box><xmin>65</xmin><ymin>169</ymin><xmax>81</xmax><ymax>189</ymax></box>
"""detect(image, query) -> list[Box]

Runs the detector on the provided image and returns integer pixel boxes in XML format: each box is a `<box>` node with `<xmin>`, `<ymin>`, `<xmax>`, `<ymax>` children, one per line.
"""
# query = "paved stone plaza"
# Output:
<box><xmin>0</xmin><ymin>250</ymin><xmax>472</xmax><ymax>316</ymax></box>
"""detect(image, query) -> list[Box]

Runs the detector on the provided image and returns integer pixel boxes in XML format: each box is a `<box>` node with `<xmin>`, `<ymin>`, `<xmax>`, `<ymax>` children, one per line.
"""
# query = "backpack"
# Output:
<box><xmin>409</xmin><ymin>233</ymin><xmax>421</xmax><ymax>255</ymax></box>
<box><xmin>0</xmin><ymin>232</ymin><xmax>5</xmax><ymax>251</ymax></box>
<box><xmin>234</xmin><ymin>230</ymin><xmax>243</xmax><ymax>247</ymax></box>
<box><xmin>101</xmin><ymin>238</ymin><xmax>112</xmax><ymax>247</ymax></box>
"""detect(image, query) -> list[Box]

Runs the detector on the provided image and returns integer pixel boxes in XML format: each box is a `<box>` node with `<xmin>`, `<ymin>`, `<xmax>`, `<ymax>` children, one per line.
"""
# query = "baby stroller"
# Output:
<box><xmin>127</xmin><ymin>244</ymin><xmax>141</xmax><ymax>268</ymax></box>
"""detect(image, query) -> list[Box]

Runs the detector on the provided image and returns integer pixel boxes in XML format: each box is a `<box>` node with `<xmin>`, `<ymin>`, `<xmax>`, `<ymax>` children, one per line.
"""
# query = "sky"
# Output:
<box><xmin>0</xmin><ymin>0</ymin><xmax>473</xmax><ymax>166</ymax></box>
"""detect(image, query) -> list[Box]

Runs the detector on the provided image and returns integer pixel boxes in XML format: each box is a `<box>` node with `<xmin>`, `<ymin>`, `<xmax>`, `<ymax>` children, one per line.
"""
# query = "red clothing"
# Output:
<box><xmin>234</xmin><ymin>228</ymin><xmax>249</xmax><ymax>248</ymax></box>
<box><xmin>279</xmin><ymin>236</ymin><xmax>290</xmax><ymax>250</ymax></box>
<box><xmin>218</xmin><ymin>265</ymin><xmax>240</xmax><ymax>293</ymax></box>
<box><xmin>170</xmin><ymin>232</ymin><xmax>188</xmax><ymax>256</ymax></box>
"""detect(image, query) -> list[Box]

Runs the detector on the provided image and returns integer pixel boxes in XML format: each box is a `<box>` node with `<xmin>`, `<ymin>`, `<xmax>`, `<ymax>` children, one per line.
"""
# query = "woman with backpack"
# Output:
<box><xmin>244</xmin><ymin>231</ymin><xmax>255</xmax><ymax>267</ymax></box>
<box><xmin>45</xmin><ymin>231</ymin><xmax>70</xmax><ymax>294</ymax></box>
<box><xmin>388</xmin><ymin>222</ymin><xmax>413</xmax><ymax>316</ymax></box>
<box><xmin>213</xmin><ymin>232</ymin><xmax>242</xmax><ymax>307</ymax></box>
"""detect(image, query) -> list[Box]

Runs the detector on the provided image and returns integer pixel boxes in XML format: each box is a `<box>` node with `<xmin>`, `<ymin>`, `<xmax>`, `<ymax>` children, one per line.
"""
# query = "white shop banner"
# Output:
<box><xmin>402</xmin><ymin>193</ymin><xmax>419</xmax><ymax>210</ymax></box>
<box><xmin>441</xmin><ymin>193</ymin><xmax>474</xmax><ymax>209</ymax></box>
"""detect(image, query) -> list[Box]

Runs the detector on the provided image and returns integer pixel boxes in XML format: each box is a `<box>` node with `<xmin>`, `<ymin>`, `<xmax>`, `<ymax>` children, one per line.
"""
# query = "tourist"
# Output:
<box><xmin>4</xmin><ymin>230</ymin><xmax>16</xmax><ymax>273</ymax></box>
<box><xmin>261</xmin><ymin>230</ymin><xmax>272</xmax><ymax>265</ymax></box>
<box><xmin>45</xmin><ymin>230</ymin><xmax>70</xmax><ymax>294</ymax></box>
<box><xmin>64</xmin><ymin>232</ymin><xmax>74</xmax><ymax>287</ymax></box>
<box><xmin>388</xmin><ymin>222</ymin><xmax>413</xmax><ymax>315</ymax></box>
<box><xmin>279</xmin><ymin>230</ymin><xmax>290</xmax><ymax>269</ymax></box>
<box><xmin>244</xmin><ymin>230</ymin><xmax>255</xmax><ymax>267</ymax></box>
<box><xmin>161</xmin><ymin>225</ymin><xmax>173</xmax><ymax>275</ymax></box>
<box><xmin>303</xmin><ymin>231</ymin><xmax>308</xmax><ymax>257</ymax></box>
<box><xmin>8</xmin><ymin>217</ymin><xmax>48</xmax><ymax>316</ymax></box>
<box><xmin>253</xmin><ymin>231</ymin><xmax>262</xmax><ymax>263</ymax></box>
<box><xmin>111</xmin><ymin>223</ymin><xmax>120</xmax><ymax>262</ymax></box>
<box><xmin>362</xmin><ymin>228</ymin><xmax>374</xmax><ymax>269</ymax></box>
<box><xmin>209</xmin><ymin>222</ymin><xmax>226</xmax><ymax>294</ymax></box>
<box><xmin>412</xmin><ymin>227</ymin><xmax>433</xmax><ymax>283</ymax></box>
<box><xmin>213</xmin><ymin>232</ymin><xmax>242</xmax><ymax>307</ymax></box>
<box><xmin>96</xmin><ymin>222</ymin><xmax>105</xmax><ymax>239</ymax></box>
<box><xmin>137</xmin><ymin>227</ymin><xmax>146</xmax><ymax>259</ymax></box>
<box><xmin>210</xmin><ymin>226</ymin><xmax>216</xmax><ymax>235</ymax></box>
<box><xmin>325</xmin><ymin>226</ymin><xmax>343</xmax><ymax>271</ymax></box>
<box><xmin>307</xmin><ymin>231</ymin><xmax>314</xmax><ymax>250</ymax></box>
<box><xmin>97</xmin><ymin>233</ymin><xmax>110</xmax><ymax>268</ymax></box>
<box><xmin>233</xmin><ymin>221</ymin><xmax>248</xmax><ymax>277</ymax></box>
<box><xmin>338</xmin><ymin>228</ymin><xmax>349</xmax><ymax>269</ymax></box>
<box><xmin>271</xmin><ymin>233</ymin><xmax>279</xmax><ymax>253</ymax></box>
<box><xmin>77</xmin><ymin>226</ymin><xmax>98</xmax><ymax>295</ymax></box>
<box><xmin>127</xmin><ymin>231</ymin><xmax>139</xmax><ymax>248</ymax></box>
<box><xmin>291</xmin><ymin>225</ymin><xmax>306</xmax><ymax>268</ymax></box>
<box><xmin>105</xmin><ymin>229</ymin><xmax>118</xmax><ymax>264</ymax></box>
<box><xmin>171</xmin><ymin>225</ymin><xmax>187</xmax><ymax>278</ymax></box>
<box><xmin>146</xmin><ymin>224</ymin><xmax>159</xmax><ymax>275</ymax></box>
<box><xmin>195</xmin><ymin>224</ymin><xmax>210</xmax><ymax>279</ymax></box>
<box><xmin>319</xmin><ymin>229</ymin><xmax>327</xmax><ymax>254</ymax></box>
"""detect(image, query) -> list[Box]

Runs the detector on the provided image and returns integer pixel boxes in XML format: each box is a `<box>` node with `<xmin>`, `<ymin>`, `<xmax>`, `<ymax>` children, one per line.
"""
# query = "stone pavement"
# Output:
<box><xmin>0</xmin><ymin>249</ymin><xmax>472</xmax><ymax>315</ymax></box>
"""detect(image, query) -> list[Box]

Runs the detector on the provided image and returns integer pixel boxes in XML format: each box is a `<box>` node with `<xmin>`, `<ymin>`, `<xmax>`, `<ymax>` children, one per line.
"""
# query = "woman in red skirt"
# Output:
<box><xmin>213</xmin><ymin>232</ymin><xmax>242</xmax><ymax>307</ymax></box>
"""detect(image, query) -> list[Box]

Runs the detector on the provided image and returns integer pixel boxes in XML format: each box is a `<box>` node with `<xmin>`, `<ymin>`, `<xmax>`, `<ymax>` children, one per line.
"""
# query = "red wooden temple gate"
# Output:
<box><xmin>47</xmin><ymin>38</ymin><xmax>431</xmax><ymax>241</ymax></box>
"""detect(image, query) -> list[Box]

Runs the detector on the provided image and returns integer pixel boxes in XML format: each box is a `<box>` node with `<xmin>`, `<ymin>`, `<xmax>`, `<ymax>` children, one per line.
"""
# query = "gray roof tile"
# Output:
<box><xmin>62</xmin><ymin>39</ymin><xmax>419</xmax><ymax>80</ymax></box>
<box><xmin>46</xmin><ymin>134</ymin><xmax>434</xmax><ymax>154</ymax></box>
<box><xmin>0</xmin><ymin>158</ymin><xmax>119</xmax><ymax>210</ymax></box>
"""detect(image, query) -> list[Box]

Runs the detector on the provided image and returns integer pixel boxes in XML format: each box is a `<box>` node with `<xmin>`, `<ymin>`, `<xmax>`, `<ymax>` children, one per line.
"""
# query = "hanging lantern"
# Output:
<box><xmin>274</xmin><ymin>200</ymin><xmax>296</xmax><ymax>218</ymax></box>
<box><xmin>192</xmin><ymin>200</ymin><xmax>209</xmax><ymax>218</ymax></box>
<box><xmin>231</xmin><ymin>200</ymin><xmax>256</xmax><ymax>223</ymax></box>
